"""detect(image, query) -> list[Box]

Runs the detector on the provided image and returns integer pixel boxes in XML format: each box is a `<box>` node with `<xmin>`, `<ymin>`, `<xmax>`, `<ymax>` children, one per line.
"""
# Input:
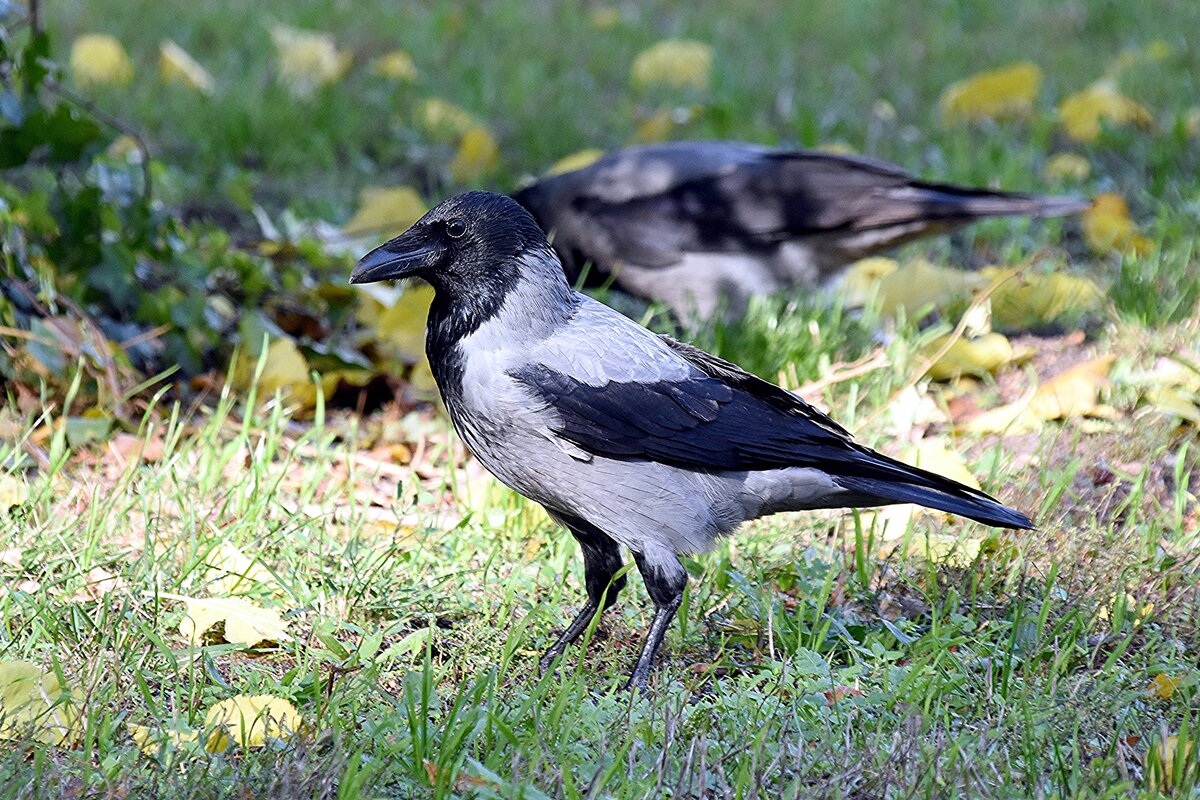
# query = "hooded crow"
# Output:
<box><xmin>512</xmin><ymin>140</ymin><xmax>1089</xmax><ymax>318</ymax></box>
<box><xmin>350</xmin><ymin>190</ymin><xmax>1034</xmax><ymax>689</ymax></box>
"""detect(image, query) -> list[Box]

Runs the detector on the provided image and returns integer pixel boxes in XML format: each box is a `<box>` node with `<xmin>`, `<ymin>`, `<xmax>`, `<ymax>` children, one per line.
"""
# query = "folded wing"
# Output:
<box><xmin>511</xmin><ymin>333</ymin><xmax>1032</xmax><ymax>529</ymax></box>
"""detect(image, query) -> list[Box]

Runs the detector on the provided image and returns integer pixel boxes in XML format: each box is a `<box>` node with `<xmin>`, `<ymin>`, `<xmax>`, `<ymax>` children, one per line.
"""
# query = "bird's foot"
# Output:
<box><xmin>537</xmin><ymin>600</ymin><xmax>601</xmax><ymax>676</ymax></box>
<box><xmin>624</xmin><ymin>663</ymin><xmax>651</xmax><ymax>693</ymax></box>
<box><xmin>538</xmin><ymin>641</ymin><xmax>570</xmax><ymax>675</ymax></box>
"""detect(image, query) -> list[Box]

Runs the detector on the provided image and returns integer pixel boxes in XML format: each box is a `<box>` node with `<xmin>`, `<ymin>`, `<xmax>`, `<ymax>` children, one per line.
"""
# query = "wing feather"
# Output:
<box><xmin>510</xmin><ymin>316</ymin><xmax>1033</xmax><ymax>529</ymax></box>
<box><xmin>510</xmin><ymin>354</ymin><xmax>865</xmax><ymax>474</ymax></box>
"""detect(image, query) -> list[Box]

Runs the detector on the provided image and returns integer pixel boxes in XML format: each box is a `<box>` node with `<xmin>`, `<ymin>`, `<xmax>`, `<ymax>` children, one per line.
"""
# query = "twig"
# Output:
<box><xmin>47</xmin><ymin>290</ymin><xmax>129</xmax><ymax>417</ymax></box>
<box><xmin>7</xmin><ymin>278</ymin><xmax>135</xmax><ymax>418</ymax></box>
<box><xmin>795</xmin><ymin>349</ymin><xmax>892</xmax><ymax>400</ymax></box>
<box><xmin>28</xmin><ymin>0</ymin><xmax>41</xmax><ymax>36</ymax></box>
<box><xmin>42</xmin><ymin>78</ymin><xmax>153</xmax><ymax>202</ymax></box>
<box><xmin>118</xmin><ymin>324</ymin><xmax>172</xmax><ymax>350</ymax></box>
<box><xmin>0</xmin><ymin>325</ymin><xmax>59</xmax><ymax>349</ymax></box>
<box><xmin>22</xmin><ymin>439</ymin><xmax>51</xmax><ymax>471</ymax></box>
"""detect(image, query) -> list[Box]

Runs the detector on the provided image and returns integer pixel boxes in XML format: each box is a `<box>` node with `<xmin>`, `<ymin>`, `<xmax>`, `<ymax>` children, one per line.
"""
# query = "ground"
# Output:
<box><xmin>1</xmin><ymin>1</ymin><xmax>1199</xmax><ymax>798</ymax></box>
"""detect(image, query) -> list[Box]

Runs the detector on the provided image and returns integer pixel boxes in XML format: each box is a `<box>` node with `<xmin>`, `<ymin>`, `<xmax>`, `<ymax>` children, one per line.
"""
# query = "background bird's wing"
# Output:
<box><xmin>519</xmin><ymin>141</ymin><xmax>1086</xmax><ymax>274</ymax></box>
<box><xmin>516</xmin><ymin>141</ymin><xmax>767</xmax><ymax>270</ymax></box>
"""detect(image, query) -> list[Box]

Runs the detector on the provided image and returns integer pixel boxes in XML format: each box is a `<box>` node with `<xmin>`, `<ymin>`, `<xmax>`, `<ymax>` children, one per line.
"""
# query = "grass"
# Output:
<box><xmin>2</xmin><ymin>0</ymin><xmax>1199</xmax><ymax>797</ymax></box>
<box><xmin>2</xmin><ymin>312</ymin><xmax>1198</xmax><ymax>797</ymax></box>
<box><xmin>44</xmin><ymin>1</ymin><xmax>1200</xmax><ymax>220</ymax></box>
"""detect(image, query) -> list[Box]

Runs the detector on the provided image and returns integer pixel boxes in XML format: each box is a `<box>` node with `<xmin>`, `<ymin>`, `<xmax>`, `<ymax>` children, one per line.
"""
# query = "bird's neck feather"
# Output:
<box><xmin>424</xmin><ymin>246</ymin><xmax>576</xmax><ymax>398</ymax></box>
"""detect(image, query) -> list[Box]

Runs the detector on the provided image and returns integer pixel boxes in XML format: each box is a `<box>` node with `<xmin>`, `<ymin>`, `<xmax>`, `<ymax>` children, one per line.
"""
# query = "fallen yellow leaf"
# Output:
<box><xmin>205</xmin><ymin>542</ymin><xmax>278</xmax><ymax>595</ymax></box>
<box><xmin>178</xmin><ymin>597</ymin><xmax>291</xmax><ymax>647</ymax></box>
<box><xmin>1096</xmin><ymin>592</ymin><xmax>1154</xmax><ymax>625</ymax></box>
<box><xmin>874</xmin><ymin>258</ymin><xmax>987</xmax><ymax>319</ymax></box>
<box><xmin>0</xmin><ymin>661</ymin><xmax>83</xmax><ymax>746</ymax></box>
<box><xmin>1081</xmin><ymin>193</ymin><xmax>1153</xmax><ymax>255</ymax></box>
<box><xmin>838</xmin><ymin>257</ymin><xmax>900</xmax><ymax>308</ymax></box>
<box><xmin>320</xmin><ymin>368</ymin><xmax>377</xmax><ymax>400</ymax></box>
<box><xmin>983</xmin><ymin>268</ymin><xmax>1105</xmax><ymax>331</ymax></box>
<box><xmin>70</xmin><ymin>33</ymin><xmax>134</xmax><ymax>87</ymax></box>
<box><xmin>863</xmin><ymin>507</ymin><xmax>986</xmax><ymax>566</ymax></box>
<box><xmin>270</xmin><ymin>25</ymin><xmax>351</xmax><ymax>97</ymax></box>
<box><xmin>1150</xmin><ymin>673</ymin><xmax>1182</xmax><ymax>701</ymax></box>
<box><xmin>1058</xmin><ymin>80</ymin><xmax>1151</xmax><ymax>142</ymax></box>
<box><xmin>1029</xmin><ymin>355</ymin><xmax>1116</xmax><ymax>420</ymax></box>
<box><xmin>366</xmin><ymin>283</ymin><xmax>436</xmax><ymax>365</ymax></box>
<box><xmin>1148</xmin><ymin>734</ymin><xmax>1196</xmax><ymax>793</ymax></box>
<box><xmin>1146</xmin><ymin>383</ymin><xmax>1200</xmax><ymax>424</ymax></box>
<box><xmin>546</xmin><ymin>149</ymin><xmax>605</xmax><ymax>176</ymax></box>
<box><xmin>911</xmin><ymin>438</ymin><xmax>982</xmax><ymax>490</ymax></box>
<box><xmin>235</xmin><ymin>338</ymin><xmax>318</xmax><ymax>410</ymax></box>
<box><xmin>1131</xmin><ymin>354</ymin><xmax>1200</xmax><ymax>424</ymax></box>
<box><xmin>450</xmin><ymin>126</ymin><xmax>500</xmax><ymax>183</ymax></box>
<box><xmin>938</xmin><ymin>62</ymin><xmax>1042</xmax><ymax>125</ymax></box>
<box><xmin>419</xmin><ymin>98</ymin><xmax>480</xmax><ymax>140</ymax></box>
<box><xmin>865</xmin><ymin>438</ymin><xmax>991</xmax><ymax>558</ymax></box>
<box><xmin>923</xmin><ymin>332</ymin><xmax>1015</xmax><ymax>381</ymax></box>
<box><xmin>958</xmin><ymin>391</ymin><xmax>1031</xmax><ymax>436</ymax></box>
<box><xmin>965</xmin><ymin>355</ymin><xmax>1116</xmax><ymax>434</ymax></box>
<box><xmin>204</xmin><ymin>695</ymin><xmax>301</xmax><ymax>752</ymax></box>
<box><xmin>127</xmin><ymin>722</ymin><xmax>199</xmax><ymax>756</ymax></box>
<box><xmin>630</xmin><ymin>40</ymin><xmax>713</xmax><ymax>90</ymax></box>
<box><xmin>371</xmin><ymin>50</ymin><xmax>419</xmax><ymax>82</ymax></box>
<box><xmin>342</xmin><ymin>186</ymin><xmax>428</xmax><ymax>238</ymax></box>
<box><xmin>0</xmin><ymin>474</ymin><xmax>28</xmax><ymax>511</ymax></box>
<box><xmin>408</xmin><ymin>357</ymin><xmax>440</xmax><ymax>401</ymax></box>
<box><xmin>631</xmin><ymin>106</ymin><xmax>678</xmax><ymax>143</ymax></box>
<box><xmin>158</xmin><ymin>40</ymin><xmax>215</xmax><ymax>94</ymax></box>
<box><xmin>1043</xmin><ymin>152</ymin><xmax>1091</xmax><ymax>182</ymax></box>
<box><xmin>915</xmin><ymin>532</ymin><xmax>985</xmax><ymax>566</ymax></box>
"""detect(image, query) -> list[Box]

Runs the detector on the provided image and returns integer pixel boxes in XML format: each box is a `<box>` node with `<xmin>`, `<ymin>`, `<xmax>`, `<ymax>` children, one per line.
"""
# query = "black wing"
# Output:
<box><xmin>512</xmin><ymin>335</ymin><xmax>1034</xmax><ymax>529</ymax></box>
<box><xmin>510</xmin><ymin>335</ymin><xmax>896</xmax><ymax>476</ymax></box>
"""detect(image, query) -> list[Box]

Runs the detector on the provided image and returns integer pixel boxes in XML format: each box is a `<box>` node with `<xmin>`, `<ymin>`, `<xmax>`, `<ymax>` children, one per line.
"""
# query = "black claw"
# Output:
<box><xmin>538</xmin><ymin>647</ymin><xmax>563</xmax><ymax>676</ymax></box>
<box><xmin>538</xmin><ymin>597</ymin><xmax>603</xmax><ymax>676</ymax></box>
<box><xmin>625</xmin><ymin>665</ymin><xmax>651</xmax><ymax>692</ymax></box>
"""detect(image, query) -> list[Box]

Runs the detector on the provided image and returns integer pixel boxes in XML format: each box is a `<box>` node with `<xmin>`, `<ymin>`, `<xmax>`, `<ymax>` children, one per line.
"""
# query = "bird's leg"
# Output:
<box><xmin>539</xmin><ymin>515</ymin><xmax>625</xmax><ymax>674</ymax></box>
<box><xmin>627</xmin><ymin>550</ymin><xmax>689</xmax><ymax>691</ymax></box>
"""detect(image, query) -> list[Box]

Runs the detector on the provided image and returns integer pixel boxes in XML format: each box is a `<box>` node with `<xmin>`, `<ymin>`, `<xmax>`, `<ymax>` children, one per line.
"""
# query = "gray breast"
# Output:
<box><xmin>445</xmin><ymin>287</ymin><xmax>768</xmax><ymax>555</ymax></box>
<box><xmin>450</xmin><ymin>354</ymin><xmax>744</xmax><ymax>555</ymax></box>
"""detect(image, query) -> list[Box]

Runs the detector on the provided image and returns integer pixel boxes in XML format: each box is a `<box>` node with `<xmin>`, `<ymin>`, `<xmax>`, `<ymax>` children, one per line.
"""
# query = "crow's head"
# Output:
<box><xmin>350</xmin><ymin>191</ymin><xmax>552</xmax><ymax>290</ymax></box>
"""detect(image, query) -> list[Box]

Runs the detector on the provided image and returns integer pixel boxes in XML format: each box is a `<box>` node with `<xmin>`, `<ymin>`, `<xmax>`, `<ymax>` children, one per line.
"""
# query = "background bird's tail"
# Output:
<box><xmin>886</xmin><ymin>182</ymin><xmax>1092</xmax><ymax>224</ymax></box>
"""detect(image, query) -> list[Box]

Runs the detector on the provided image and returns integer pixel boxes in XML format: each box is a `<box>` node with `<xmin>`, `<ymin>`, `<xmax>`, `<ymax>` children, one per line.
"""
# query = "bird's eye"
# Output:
<box><xmin>446</xmin><ymin>218</ymin><xmax>467</xmax><ymax>239</ymax></box>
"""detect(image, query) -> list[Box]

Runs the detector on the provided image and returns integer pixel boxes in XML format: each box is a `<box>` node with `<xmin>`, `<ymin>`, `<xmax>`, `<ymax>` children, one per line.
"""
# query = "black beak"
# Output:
<box><xmin>349</xmin><ymin>228</ymin><xmax>443</xmax><ymax>285</ymax></box>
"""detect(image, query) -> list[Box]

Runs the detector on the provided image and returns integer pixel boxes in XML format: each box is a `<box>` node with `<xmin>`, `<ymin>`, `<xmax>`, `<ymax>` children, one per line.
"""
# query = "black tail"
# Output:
<box><xmin>834</xmin><ymin>444</ymin><xmax>1034</xmax><ymax>530</ymax></box>
<box><xmin>838</xmin><ymin>474</ymin><xmax>1033</xmax><ymax>529</ymax></box>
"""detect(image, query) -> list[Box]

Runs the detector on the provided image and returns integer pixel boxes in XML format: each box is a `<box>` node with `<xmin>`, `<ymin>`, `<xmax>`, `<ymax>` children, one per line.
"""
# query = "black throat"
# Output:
<box><xmin>421</xmin><ymin>262</ymin><xmax>522</xmax><ymax>404</ymax></box>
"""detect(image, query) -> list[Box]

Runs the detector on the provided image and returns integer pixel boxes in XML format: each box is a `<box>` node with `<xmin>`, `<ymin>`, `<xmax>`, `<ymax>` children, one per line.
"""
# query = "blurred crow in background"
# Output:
<box><xmin>512</xmin><ymin>141</ymin><xmax>1089</xmax><ymax>318</ymax></box>
<box><xmin>350</xmin><ymin>191</ymin><xmax>1033</xmax><ymax>689</ymax></box>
